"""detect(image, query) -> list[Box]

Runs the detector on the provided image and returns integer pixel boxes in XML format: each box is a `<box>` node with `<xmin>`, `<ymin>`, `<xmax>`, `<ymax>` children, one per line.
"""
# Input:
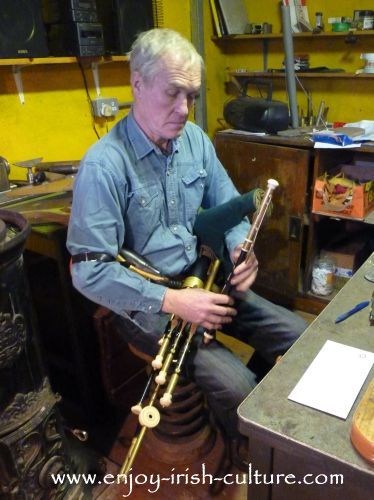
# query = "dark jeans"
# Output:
<box><xmin>113</xmin><ymin>290</ymin><xmax>306</xmax><ymax>438</ymax></box>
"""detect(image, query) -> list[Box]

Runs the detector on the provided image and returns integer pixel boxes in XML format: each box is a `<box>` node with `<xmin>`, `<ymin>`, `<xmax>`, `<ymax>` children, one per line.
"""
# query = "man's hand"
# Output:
<box><xmin>162</xmin><ymin>287</ymin><xmax>237</xmax><ymax>330</ymax></box>
<box><xmin>229</xmin><ymin>246</ymin><xmax>258</xmax><ymax>292</ymax></box>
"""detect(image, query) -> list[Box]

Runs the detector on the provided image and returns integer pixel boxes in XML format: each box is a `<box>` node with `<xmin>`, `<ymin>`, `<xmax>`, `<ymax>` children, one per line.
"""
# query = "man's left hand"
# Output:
<box><xmin>229</xmin><ymin>246</ymin><xmax>258</xmax><ymax>292</ymax></box>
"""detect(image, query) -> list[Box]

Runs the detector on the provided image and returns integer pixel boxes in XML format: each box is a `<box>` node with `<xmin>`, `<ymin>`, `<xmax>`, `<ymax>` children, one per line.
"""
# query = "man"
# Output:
<box><xmin>67</xmin><ymin>28</ymin><xmax>306</xmax><ymax>463</ymax></box>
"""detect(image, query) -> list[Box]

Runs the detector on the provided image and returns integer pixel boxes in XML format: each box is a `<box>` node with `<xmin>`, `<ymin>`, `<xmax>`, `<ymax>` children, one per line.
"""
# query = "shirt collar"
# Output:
<box><xmin>126</xmin><ymin>110</ymin><xmax>180</xmax><ymax>160</ymax></box>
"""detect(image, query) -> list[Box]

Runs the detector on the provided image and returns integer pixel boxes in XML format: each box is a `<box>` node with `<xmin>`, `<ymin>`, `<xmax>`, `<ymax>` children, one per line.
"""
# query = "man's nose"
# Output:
<box><xmin>176</xmin><ymin>95</ymin><xmax>189</xmax><ymax>115</ymax></box>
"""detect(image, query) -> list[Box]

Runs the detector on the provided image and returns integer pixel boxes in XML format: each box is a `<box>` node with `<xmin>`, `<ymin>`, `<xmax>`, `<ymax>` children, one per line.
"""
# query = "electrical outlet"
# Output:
<box><xmin>92</xmin><ymin>97</ymin><xmax>119</xmax><ymax>117</ymax></box>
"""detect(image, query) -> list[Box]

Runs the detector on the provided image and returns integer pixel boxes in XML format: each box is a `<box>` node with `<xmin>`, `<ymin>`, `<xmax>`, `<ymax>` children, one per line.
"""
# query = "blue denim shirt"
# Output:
<box><xmin>67</xmin><ymin>112</ymin><xmax>249</xmax><ymax>331</ymax></box>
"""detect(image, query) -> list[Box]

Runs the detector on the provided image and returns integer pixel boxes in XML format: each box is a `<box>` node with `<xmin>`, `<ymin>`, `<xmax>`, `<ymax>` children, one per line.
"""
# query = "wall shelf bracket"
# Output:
<box><xmin>91</xmin><ymin>62</ymin><xmax>101</xmax><ymax>96</ymax></box>
<box><xmin>12</xmin><ymin>65</ymin><xmax>26</xmax><ymax>104</ymax></box>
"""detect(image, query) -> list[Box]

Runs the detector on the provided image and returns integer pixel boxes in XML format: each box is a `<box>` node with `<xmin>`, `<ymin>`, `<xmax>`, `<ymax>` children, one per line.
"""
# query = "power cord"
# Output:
<box><xmin>78</xmin><ymin>61</ymin><xmax>100</xmax><ymax>140</ymax></box>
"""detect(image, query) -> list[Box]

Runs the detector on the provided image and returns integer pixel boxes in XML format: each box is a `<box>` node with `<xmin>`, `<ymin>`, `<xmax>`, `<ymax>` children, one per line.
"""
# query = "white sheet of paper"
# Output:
<box><xmin>288</xmin><ymin>340</ymin><xmax>374</xmax><ymax>419</ymax></box>
<box><xmin>313</xmin><ymin>142</ymin><xmax>361</xmax><ymax>149</ymax></box>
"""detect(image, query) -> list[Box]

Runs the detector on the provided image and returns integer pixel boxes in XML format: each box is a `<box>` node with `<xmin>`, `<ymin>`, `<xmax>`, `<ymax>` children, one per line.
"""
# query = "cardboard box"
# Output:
<box><xmin>320</xmin><ymin>249</ymin><xmax>354</xmax><ymax>278</ymax></box>
<box><xmin>312</xmin><ymin>177</ymin><xmax>374</xmax><ymax>220</ymax></box>
<box><xmin>320</xmin><ymin>238</ymin><xmax>368</xmax><ymax>289</ymax></box>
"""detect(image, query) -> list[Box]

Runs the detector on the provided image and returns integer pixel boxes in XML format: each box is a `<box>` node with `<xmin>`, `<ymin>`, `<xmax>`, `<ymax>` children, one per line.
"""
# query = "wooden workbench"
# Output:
<box><xmin>238</xmin><ymin>253</ymin><xmax>374</xmax><ymax>499</ymax></box>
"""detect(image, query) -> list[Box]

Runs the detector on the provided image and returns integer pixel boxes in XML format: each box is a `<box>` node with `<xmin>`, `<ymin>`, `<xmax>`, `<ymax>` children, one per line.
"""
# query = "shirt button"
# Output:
<box><xmin>199</xmin><ymin>170</ymin><xmax>204</xmax><ymax>175</ymax></box>
<box><xmin>148</xmin><ymin>305</ymin><xmax>153</xmax><ymax>311</ymax></box>
<box><xmin>141</xmin><ymin>198</ymin><xmax>146</xmax><ymax>206</ymax></box>
<box><xmin>186</xmin><ymin>245</ymin><xmax>192</xmax><ymax>251</ymax></box>
<box><xmin>172</xmin><ymin>225</ymin><xmax>178</xmax><ymax>232</ymax></box>
<box><xmin>170</xmin><ymin>199</ymin><xmax>175</xmax><ymax>205</ymax></box>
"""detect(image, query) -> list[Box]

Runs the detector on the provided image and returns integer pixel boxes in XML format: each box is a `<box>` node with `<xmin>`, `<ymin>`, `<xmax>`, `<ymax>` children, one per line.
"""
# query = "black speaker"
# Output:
<box><xmin>0</xmin><ymin>0</ymin><xmax>49</xmax><ymax>58</ymax></box>
<box><xmin>224</xmin><ymin>96</ymin><xmax>290</xmax><ymax>134</ymax></box>
<box><xmin>96</xmin><ymin>0</ymin><xmax>155</xmax><ymax>55</ymax></box>
<box><xmin>224</xmin><ymin>78</ymin><xmax>290</xmax><ymax>134</ymax></box>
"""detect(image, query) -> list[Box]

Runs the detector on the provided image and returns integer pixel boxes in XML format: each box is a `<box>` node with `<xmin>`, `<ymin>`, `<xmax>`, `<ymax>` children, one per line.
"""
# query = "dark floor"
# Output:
<box><xmin>68</xmin><ymin>409</ymin><xmax>246</xmax><ymax>500</ymax></box>
<box><xmin>89</xmin><ymin>412</ymin><xmax>247</xmax><ymax>499</ymax></box>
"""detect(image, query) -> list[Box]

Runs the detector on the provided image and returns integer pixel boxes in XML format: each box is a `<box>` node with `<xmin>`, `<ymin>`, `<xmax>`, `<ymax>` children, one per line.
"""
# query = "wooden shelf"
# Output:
<box><xmin>230</xmin><ymin>71</ymin><xmax>374</xmax><ymax>79</ymax></box>
<box><xmin>0</xmin><ymin>55</ymin><xmax>128</xmax><ymax>66</ymax></box>
<box><xmin>313</xmin><ymin>210</ymin><xmax>374</xmax><ymax>225</ymax></box>
<box><xmin>2</xmin><ymin>55</ymin><xmax>129</xmax><ymax>104</ymax></box>
<box><xmin>213</xmin><ymin>30</ymin><xmax>374</xmax><ymax>41</ymax></box>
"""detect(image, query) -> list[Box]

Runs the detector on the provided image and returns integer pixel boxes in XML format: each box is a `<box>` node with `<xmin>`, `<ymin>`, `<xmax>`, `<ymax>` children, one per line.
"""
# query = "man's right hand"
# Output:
<box><xmin>162</xmin><ymin>287</ymin><xmax>237</xmax><ymax>331</ymax></box>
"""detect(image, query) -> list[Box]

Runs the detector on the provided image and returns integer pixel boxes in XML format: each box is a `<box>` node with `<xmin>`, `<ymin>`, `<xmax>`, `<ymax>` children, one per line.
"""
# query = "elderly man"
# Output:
<box><xmin>67</xmin><ymin>28</ymin><xmax>306</xmax><ymax>466</ymax></box>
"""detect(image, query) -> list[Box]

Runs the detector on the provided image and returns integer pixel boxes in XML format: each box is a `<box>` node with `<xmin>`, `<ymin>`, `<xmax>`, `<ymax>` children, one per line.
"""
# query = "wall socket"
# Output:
<box><xmin>92</xmin><ymin>97</ymin><xmax>119</xmax><ymax>118</ymax></box>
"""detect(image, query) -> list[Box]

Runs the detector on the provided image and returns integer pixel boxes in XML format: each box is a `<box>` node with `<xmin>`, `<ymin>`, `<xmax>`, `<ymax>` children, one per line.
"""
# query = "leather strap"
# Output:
<box><xmin>71</xmin><ymin>252</ymin><xmax>114</xmax><ymax>264</ymax></box>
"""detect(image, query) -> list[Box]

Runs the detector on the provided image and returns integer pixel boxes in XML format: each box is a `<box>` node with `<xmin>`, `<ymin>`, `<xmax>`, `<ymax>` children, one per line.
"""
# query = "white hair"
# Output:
<box><xmin>129</xmin><ymin>28</ymin><xmax>204</xmax><ymax>82</ymax></box>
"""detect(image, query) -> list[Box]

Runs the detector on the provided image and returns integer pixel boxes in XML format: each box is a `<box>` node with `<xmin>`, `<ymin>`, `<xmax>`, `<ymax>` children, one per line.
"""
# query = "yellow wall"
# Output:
<box><xmin>0</xmin><ymin>0</ymin><xmax>190</xmax><ymax>179</ymax></box>
<box><xmin>204</xmin><ymin>0</ymin><xmax>374</xmax><ymax>136</ymax></box>
<box><xmin>1</xmin><ymin>0</ymin><xmax>373</xmax><ymax>179</ymax></box>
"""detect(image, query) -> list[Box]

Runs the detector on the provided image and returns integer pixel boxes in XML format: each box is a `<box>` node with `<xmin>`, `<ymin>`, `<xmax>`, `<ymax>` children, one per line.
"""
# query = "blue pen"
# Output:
<box><xmin>335</xmin><ymin>300</ymin><xmax>370</xmax><ymax>324</ymax></box>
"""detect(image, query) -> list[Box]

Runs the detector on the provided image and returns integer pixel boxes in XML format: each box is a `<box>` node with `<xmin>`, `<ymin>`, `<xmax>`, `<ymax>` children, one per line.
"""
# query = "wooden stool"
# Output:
<box><xmin>93</xmin><ymin>308</ymin><xmax>148</xmax><ymax>410</ymax></box>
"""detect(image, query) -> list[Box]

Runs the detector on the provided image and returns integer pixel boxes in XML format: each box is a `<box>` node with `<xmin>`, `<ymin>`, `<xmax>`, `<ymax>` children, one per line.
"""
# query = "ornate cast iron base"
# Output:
<box><xmin>0</xmin><ymin>380</ymin><xmax>79</xmax><ymax>498</ymax></box>
<box><xmin>0</xmin><ymin>210</ymin><xmax>93</xmax><ymax>498</ymax></box>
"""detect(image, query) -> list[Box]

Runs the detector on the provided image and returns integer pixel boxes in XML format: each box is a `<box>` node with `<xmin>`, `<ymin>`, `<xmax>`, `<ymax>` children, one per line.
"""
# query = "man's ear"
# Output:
<box><xmin>131</xmin><ymin>71</ymin><xmax>143</xmax><ymax>96</ymax></box>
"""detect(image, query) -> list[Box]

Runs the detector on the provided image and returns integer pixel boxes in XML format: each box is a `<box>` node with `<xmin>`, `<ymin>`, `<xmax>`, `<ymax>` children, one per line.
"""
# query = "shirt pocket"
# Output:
<box><xmin>180</xmin><ymin>166</ymin><xmax>207</xmax><ymax>222</ymax></box>
<box><xmin>126</xmin><ymin>185</ymin><xmax>161</xmax><ymax>238</ymax></box>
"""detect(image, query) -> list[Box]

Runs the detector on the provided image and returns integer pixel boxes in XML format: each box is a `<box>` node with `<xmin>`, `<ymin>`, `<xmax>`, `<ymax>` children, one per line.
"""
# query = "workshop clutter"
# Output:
<box><xmin>320</xmin><ymin>235</ymin><xmax>369</xmax><ymax>291</ymax></box>
<box><xmin>360</xmin><ymin>53</ymin><xmax>374</xmax><ymax>74</ymax></box>
<box><xmin>312</xmin><ymin>162</ymin><xmax>374</xmax><ymax>220</ymax></box>
<box><xmin>311</xmin><ymin>254</ymin><xmax>335</xmax><ymax>296</ymax></box>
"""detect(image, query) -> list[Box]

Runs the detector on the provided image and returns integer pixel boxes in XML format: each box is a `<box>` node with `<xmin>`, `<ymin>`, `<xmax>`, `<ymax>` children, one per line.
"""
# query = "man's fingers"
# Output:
<box><xmin>209</xmin><ymin>313</ymin><xmax>233</xmax><ymax>326</ymax></box>
<box><xmin>232</xmin><ymin>260</ymin><xmax>258</xmax><ymax>276</ymax></box>
<box><xmin>211</xmin><ymin>305</ymin><xmax>237</xmax><ymax>317</ymax></box>
<box><xmin>234</xmin><ymin>276</ymin><xmax>256</xmax><ymax>292</ymax></box>
<box><xmin>202</xmin><ymin>320</ymin><xmax>229</xmax><ymax>331</ymax></box>
<box><xmin>211</xmin><ymin>292</ymin><xmax>235</xmax><ymax>306</ymax></box>
<box><xmin>230</xmin><ymin>259</ymin><xmax>258</xmax><ymax>287</ymax></box>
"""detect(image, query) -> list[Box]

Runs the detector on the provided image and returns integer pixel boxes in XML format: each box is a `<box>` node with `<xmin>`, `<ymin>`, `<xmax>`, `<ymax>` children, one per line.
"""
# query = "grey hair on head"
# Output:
<box><xmin>129</xmin><ymin>28</ymin><xmax>204</xmax><ymax>82</ymax></box>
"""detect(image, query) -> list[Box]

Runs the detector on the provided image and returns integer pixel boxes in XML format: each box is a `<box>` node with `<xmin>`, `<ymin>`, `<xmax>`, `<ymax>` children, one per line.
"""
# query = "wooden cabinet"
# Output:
<box><xmin>215</xmin><ymin>131</ymin><xmax>374</xmax><ymax>314</ymax></box>
<box><xmin>215</xmin><ymin>131</ymin><xmax>312</xmax><ymax>307</ymax></box>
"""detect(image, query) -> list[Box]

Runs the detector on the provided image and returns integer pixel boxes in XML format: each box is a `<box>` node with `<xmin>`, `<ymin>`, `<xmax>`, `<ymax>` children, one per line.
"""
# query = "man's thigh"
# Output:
<box><xmin>187</xmin><ymin>337</ymin><xmax>257</xmax><ymax>412</ymax></box>
<box><xmin>223</xmin><ymin>290</ymin><xmax>307</xmax><ymax>363</ymax></box>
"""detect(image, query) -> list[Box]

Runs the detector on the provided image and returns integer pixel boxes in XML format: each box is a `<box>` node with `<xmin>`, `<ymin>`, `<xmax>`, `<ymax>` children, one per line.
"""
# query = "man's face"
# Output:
<box><xmin>132</xmin><ymin>55</ymin><xmax>201</xmax><ymax>149</ymax></box>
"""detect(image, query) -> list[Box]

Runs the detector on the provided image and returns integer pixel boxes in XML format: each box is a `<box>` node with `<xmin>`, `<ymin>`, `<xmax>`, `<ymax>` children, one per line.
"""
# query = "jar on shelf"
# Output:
<box><xmin>311</xmin><ymin>255</ymin><xmax>335</xmax><ymax>296</ymax></box>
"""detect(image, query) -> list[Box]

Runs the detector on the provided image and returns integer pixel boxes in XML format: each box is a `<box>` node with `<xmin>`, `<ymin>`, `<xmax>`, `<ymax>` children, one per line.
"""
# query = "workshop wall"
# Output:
<box><xmin>205</xmin><ymin>0</ymin><xmax>374</xmax><ymax>136</ymax></box>
<box><xmin>0</xmin><ymin>0</ymin><xmax>372</xmax><ymax>177</ymax></box>
<box><xmin>0</xmin><ymin>0</ymin><xmax>190</xmax><ymax>178</ymax></box>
